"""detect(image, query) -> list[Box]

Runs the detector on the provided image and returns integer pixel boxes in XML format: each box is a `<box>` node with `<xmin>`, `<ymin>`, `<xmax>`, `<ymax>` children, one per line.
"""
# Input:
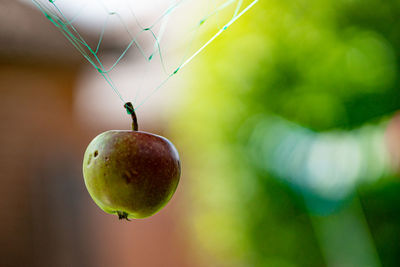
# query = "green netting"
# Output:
<box><xmin>31</xmin><ymin>0</ymin><xmax>258</xmax><ymax>109</ymax></box>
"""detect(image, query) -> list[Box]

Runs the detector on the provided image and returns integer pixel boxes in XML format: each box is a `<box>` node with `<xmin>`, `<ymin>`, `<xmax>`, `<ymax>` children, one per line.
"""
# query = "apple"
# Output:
<box><xmin>82</xmin><ymin>103</ymin><xmax>181</xmax><ymax>219</ymax></box>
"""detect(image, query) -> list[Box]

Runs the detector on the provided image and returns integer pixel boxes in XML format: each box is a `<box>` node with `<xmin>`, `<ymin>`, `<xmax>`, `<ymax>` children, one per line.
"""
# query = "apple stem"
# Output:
<box><xmin>124</xmin><ymin>102</ymin><xmax>139</xmax><ymax>131</ymax></box>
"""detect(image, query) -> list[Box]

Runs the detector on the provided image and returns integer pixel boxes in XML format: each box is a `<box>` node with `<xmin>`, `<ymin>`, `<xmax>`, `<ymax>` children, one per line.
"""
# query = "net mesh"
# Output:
<box><xmin>31</xmin><ymin>0</ymin><xmax>258</xmax><ymax>109</ymax></box>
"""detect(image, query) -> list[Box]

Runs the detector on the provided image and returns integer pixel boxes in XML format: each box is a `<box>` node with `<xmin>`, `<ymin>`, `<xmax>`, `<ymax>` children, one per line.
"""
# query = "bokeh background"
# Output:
<box><xmin>1</xmin><ymin>0</ymin><xmax>400</xmax><ymax>266</ymax></box>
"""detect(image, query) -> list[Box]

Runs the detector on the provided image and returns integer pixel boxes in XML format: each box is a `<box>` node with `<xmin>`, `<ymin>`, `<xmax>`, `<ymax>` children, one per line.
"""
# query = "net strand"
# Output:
<box><xmin>135</xmin><ymin>0</ymin><xmax>259</xmax><ymax>110</ymax></box>
<box><xmin>32</xmin><ymin>0</ymin><xmax>259</xmax><ymax>110</ymax></box>
<box><xmin>180</xmin><ymin>0</ymin><xmax>258</xmax><ymax>70</ymax></box>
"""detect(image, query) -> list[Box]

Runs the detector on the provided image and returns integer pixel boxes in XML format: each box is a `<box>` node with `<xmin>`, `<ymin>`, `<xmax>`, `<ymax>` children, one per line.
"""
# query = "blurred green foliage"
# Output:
<box><xmin>171</xmin><ymin>0</ymin><xmax>400</xmax><ymax>266</ymax></box>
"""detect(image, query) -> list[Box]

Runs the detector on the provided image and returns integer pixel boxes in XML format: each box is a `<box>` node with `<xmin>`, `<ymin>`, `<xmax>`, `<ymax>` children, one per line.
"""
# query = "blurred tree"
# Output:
<box><xmin>172</xmin><ymin>0</ymin><xmax>400</xmax><ymax>266</ymax></box>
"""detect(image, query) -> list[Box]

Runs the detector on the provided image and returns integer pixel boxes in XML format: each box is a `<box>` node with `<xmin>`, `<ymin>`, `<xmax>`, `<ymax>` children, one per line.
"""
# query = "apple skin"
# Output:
<box><xmin>83</xmin><ymin>130</ymin><xmax>181</xmax><ymax>219</ymax></box>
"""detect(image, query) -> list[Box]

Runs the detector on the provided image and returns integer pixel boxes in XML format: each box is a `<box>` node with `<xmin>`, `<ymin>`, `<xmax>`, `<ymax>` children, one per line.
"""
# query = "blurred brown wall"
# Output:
<box><xmin>0</xmin><ymin>58</ymin><xmax>91</xmax><ymax>267</ymax></box>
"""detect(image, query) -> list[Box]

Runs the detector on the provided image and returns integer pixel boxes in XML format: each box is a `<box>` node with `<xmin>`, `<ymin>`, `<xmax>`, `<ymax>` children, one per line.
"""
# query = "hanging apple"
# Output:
<box><xmin>83</xmin><ymin>103</ymin><xmax>181</xmax><ymax>220</ymax></box>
